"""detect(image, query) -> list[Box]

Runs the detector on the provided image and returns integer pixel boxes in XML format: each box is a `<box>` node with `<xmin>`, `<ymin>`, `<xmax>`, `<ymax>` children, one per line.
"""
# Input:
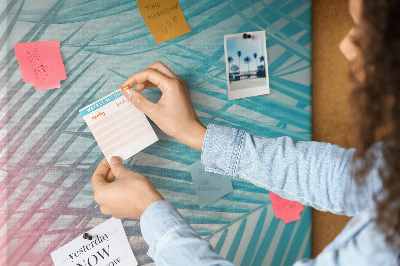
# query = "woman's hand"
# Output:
<box><xmin>120</xmin><ymin>61</ymin><xmax>207</xmax><ymax>152</ymax></box>
<box><xmin>91</xmin><ymin>157</ymin><xmax>164</xmax><ymax>220</ymax></box>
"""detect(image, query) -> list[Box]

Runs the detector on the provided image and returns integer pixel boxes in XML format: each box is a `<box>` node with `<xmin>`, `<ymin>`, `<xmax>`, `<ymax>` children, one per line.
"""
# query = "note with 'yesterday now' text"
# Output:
<box><xmin>51</xmin><ymin>218</ymin><xmax>137</xmax><ymax>266</ymax></box>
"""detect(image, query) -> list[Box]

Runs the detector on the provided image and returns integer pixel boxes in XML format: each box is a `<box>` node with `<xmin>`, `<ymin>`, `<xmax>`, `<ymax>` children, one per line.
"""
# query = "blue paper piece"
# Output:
<box><xmin>190</xmin><ymin>161</ymin><xmax>233</xmax><ymax>208</ymax></box>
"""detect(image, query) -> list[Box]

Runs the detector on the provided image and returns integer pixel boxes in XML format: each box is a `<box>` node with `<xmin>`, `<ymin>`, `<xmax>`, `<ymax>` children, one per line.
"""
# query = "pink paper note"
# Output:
<box><xmin>14</xmin><ymin>41</ymin><xmax>67</xmax><ymax>90</ymax></box>
<box><xmin>270</xmin><ymin>191</ymin><xmax>304</xmax><ymax>223</ymax></box>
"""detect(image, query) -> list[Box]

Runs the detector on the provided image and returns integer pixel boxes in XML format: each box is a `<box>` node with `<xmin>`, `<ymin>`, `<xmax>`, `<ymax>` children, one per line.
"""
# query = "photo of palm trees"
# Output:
<box><xmin>224</xmin><ymin>31</ymin><xmax>270</xmax><ymax>100</ymax></box>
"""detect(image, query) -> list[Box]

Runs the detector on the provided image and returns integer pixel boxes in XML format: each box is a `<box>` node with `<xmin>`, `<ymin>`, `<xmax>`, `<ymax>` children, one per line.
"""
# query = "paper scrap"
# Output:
<box><xmin>79</xmin><ymin>90</ymin><xmax>158</xmax><ymax>162</ymax></box>
<box><xmin>14</xmin><ymin>41</ymin><xmax>67</xmax><ymax>90</ymax></box>
<box><xmin>51</xmin><ymin>218</ymin><xmax>138</xmax><ymax>266</ymax></box>
<box><xmin>270</xmin><ymin>191</ymin><xmax>304</xmax><ymax>223</ymax></box>
<box><xmin>137</xmin><ymin>0</ymin><xmax>191</xmax><ymax>44</ymax></box>
<box><xmin>190</xmin><ymin>161</ymin><xmax>233</xmax><ymax>208</ymax></box>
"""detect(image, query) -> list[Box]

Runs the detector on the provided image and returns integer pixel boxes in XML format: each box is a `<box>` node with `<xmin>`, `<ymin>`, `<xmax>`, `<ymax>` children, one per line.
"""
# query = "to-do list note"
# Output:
<box><xmin>80</xmin><ymin>90</ymin><xmax>158</xmax><ymax>162</ymax></box>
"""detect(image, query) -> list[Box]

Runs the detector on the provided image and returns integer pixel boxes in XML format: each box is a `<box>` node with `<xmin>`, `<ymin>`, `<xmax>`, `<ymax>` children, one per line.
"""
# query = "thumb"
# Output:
<box><xmin>122</xmin><ymin>89</ymin><xmax>155</xmax><ymax>116</ymax></box>
<box><xmin>109</xmin><ymin>156</ymin><xmax>128</xmax><ymax>178</ymax></box>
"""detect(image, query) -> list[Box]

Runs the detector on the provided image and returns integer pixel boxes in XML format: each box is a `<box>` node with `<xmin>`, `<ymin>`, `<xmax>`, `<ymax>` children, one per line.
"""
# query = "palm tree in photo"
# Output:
<box><xmin>237</xmin><ymin>51</ymin><xmax>242</xmax><ymax>78</ymax></box>
<box><xmin>228</xmin><ymin>56</ymin><xmax>233</xmax><ymax>73</ymax></box>
<box><xmin>244</xmin><ymin>56</ymin><xmax>251</xmax><ymax>78</ymax></box>
<box><xmin>231</xmin><ymin>64</ymin><xmax>239</xmax><ymax>73</ymax></box>
<box><xmin>260</xmin><ymin>55</ymin><xmax>267</xmax><ymax>77</ymax></box>
<box><xmin>260</xmin><ymin>55</ymin><xmax>265</xmax><ymax>72</ymax></box>
<box><xmin>253</xmin><ymin>53</ymin><xmax>257</xmax><ymax>74</ymax></box>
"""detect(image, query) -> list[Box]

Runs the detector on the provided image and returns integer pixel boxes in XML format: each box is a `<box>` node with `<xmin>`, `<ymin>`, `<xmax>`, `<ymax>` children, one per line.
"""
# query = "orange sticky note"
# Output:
<box><xmin>270</xmin><ymin>191</ymin><xmax>304</xmax><ymax>223</ymax></box>
<box><xmin>137</xmin><ymin>0</ymin><xmax>191</xmax><ymax>44</ymax></box>
<box><xmin>14</xmin><ymin>41</ymin><xmax>67</xmax><ymax>90</ymax></box>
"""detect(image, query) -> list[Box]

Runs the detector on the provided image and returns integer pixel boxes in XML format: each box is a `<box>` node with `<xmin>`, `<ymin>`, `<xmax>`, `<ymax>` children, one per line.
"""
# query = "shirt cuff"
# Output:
<box><xmin>201</xmin><ymin>123</ymin><xmax>245</xmax><ymax>176</ymax></box>
<box><xmin>140</xmin><ymin>200</ymin><xmax>191</xmax><ymax>260</ymax></box>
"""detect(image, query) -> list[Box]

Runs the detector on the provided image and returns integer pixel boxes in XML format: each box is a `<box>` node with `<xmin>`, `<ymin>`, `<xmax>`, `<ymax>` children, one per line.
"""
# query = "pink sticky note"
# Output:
<box><xmin>14</xmin><ymin>41</ymin><xmax>67</xmax><ymax>90</ymax></box>
<box><xmin>270</xmin><ymin>191</ymin><xmax>304</xmax><ymax>223</ymax></box>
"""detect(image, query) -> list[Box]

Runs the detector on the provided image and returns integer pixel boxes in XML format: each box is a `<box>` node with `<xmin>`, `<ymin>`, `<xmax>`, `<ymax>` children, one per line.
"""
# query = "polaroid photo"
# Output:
<box><xmin>224</xmin><ymin>30</ymin><xmax>270</xmax><ymax>100</ymax></box>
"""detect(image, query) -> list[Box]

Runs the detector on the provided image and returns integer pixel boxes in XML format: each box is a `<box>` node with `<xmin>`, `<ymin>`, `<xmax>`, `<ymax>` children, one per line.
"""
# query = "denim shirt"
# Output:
<box><xmin>140</xmin><ymin>124</ymin><xmax>399</xmax><ymax>265</ymax></box>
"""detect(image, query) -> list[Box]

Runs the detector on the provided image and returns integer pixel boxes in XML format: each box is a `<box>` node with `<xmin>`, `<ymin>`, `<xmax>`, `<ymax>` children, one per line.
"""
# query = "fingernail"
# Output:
<box><xmin>110</xmin><ymin>156</ymin><xmax>122</xmax><ymax>165</ymax></box>
<box><xmin>120</xmin><ymin>85</ymin><xmax>130</xmax><ymax>92</ymax></box>
<box><xmin>124</xmin><ymin>89</ymin><xmax>133</xmax><ymax>100</ymax></box>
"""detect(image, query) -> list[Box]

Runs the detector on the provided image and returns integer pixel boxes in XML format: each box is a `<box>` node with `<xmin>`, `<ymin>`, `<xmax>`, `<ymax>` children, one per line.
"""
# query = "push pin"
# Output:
<box><xmin>243</xmin><ymin>33</ymin><xmax>252</xmax><ymax>39</ymax></box>
<box><xmin>83</xmin><ymin>233</ymin><xmax>93</xmax><ymax>240</ymax></box>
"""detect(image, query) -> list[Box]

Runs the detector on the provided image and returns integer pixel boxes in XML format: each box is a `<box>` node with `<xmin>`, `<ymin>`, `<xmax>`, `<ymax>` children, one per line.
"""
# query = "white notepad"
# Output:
<box><xmin>80</xmin><ymin>90</ymin><xmax>158</xmax><ymax>162</ymax></box>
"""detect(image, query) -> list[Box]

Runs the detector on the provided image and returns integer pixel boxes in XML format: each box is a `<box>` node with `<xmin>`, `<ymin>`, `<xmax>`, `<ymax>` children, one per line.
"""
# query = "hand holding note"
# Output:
<box><xmin>91</xmin><ymin>157</ymin><xmax>164</xmax><ymax>219</ymax></box>
<box><xmin>120</xmin><ymin>61</ymin><xmax>207</xmax><ymax>152</ymax></box>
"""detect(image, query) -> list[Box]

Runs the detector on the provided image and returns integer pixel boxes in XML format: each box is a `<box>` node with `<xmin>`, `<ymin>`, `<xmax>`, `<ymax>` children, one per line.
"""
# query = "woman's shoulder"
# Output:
<box><xmin>323</xmin><ymin>209</ymin><xmax>399</xmax><ymax>265</ymax></box>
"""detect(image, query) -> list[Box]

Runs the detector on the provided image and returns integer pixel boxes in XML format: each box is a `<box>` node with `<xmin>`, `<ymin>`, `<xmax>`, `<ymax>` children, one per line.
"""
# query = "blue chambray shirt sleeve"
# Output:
<box><xmin>140</xmin><ymin>200</ymin><xmax>234</xmax><ymax>266</ymax></box>
<box><xmin>201</xmin><ymin>124</ymin><xmax>383</xmax><ymax>216</ymax></box>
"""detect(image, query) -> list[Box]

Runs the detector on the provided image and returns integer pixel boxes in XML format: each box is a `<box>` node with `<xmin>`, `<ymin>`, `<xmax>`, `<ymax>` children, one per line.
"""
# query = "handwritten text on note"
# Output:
<box><xmin>137</xmin><ymin>0</ymin><xmax>191</xmax><ymax>44</ymax></box>
<box><xmin>270</xmin><ymin>191</ymin><xmax>304</xmax><ymax>223</ymax></box>
<box><xmin>190</xmin><ymin>161</ymin><xmax>233</xmax><ymax>208</ymax></box>
<box><xmin>14</xmin><ymin>41</ymin><xmax>67</xmax><ymax>90</ymax></box>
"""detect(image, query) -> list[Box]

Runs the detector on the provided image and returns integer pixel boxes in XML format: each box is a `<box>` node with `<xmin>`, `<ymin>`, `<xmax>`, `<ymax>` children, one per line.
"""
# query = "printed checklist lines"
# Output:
<box><xmin>80</xmin><ymin>90</ymin><xmax>158</xmax><ymax>162</ymax></box>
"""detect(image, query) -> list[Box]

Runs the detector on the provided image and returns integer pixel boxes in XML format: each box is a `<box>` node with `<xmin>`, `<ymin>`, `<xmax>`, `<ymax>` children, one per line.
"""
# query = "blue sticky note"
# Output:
<box><xmin>189</xmin><ymin>161</ymin><xmax>233</xmax><ymax>208</ymax></box>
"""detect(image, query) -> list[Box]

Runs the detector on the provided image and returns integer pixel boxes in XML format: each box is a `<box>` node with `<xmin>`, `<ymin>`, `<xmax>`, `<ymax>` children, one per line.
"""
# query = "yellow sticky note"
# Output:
<box><xmin>137</xmin><ymin>0</ymin><xmax>191</xmax><ymax>44</ymax></box>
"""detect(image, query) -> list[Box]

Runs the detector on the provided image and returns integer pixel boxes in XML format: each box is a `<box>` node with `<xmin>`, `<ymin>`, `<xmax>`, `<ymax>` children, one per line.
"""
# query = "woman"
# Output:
<box><xmin>91</xmin><ymin>0</ymin><xmax>400</xmax><ymax>264</ymax></box>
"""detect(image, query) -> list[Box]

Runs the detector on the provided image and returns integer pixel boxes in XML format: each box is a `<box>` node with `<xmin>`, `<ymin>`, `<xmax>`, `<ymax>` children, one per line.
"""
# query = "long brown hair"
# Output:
<box><xmin>350</xmin><ymin>0</ymin><xmax>400</xmax><ymax>251</ymax></box>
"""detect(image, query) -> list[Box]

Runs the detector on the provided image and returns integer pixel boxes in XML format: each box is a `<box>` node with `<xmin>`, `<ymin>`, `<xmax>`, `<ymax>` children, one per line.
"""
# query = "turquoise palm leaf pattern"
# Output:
<box><xmin>0</xmin><ymin>0</ymin><xmax>312</xmax><ymax>265</ymax></box>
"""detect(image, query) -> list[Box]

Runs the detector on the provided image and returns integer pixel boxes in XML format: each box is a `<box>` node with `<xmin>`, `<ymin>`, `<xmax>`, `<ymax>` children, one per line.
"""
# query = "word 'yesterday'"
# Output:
<box><xmin>68</xmin><ymin>233</ymin><xmax>109</xmax><ymax>260</ymax></box>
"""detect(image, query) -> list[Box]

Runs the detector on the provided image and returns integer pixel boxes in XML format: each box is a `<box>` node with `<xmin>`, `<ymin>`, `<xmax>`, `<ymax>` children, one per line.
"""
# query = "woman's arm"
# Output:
<box><xmin>141</xmin><ymin>201</ymin><xmax>234</xmax><ymax>265</ymax></box>
<box><xmin>91</xmin><ymin>157</ymin><xmax>233</xmax><ymax>266</ymax></box>
<box><xmin>119</xmin><ymin>61</ymin><xmax>382</xmax><ymax>216</ymax></box>
<box><xmin>202</xmin><ymin>124</ymin><xmax>383</xmax><ymax>216</ymax></box>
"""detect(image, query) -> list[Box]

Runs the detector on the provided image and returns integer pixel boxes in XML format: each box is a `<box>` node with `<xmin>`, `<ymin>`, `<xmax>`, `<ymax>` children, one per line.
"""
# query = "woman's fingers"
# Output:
<box><xmin>135</xmin><ymin>81</ymin><xmax>157</xmax><ymax>92</ymax></box>
<box><xmin>119</xmin><ymin>61</ymin><xmax>206</xmax><ymax>151</ymax></box>
<box><xmin>92</xmin><ymin>159</ymin><xmax>110</xmax><ymax>187</ymax></box>
<box><xmin>92</xmin><ymin>158</ymin><xmax>111</xmax><ymax>202</ymax></box>
<box><xmin>105</xmin><ymin>168</ymin><xmax>116</xmax><ymax>183</ymax></box>
<box><xmin>147</xmin><ymin>61</ymin><xmax>178</xmax><ymax>79</ymax></box>
<box><xmin>120</xmin><ymin>66</ymin><xmax>181</xmax><ymax>117</ymax></box>
<box><xmin>121</xmin><ymin>88</ymin><xmax>158</xmax><ymax>117</ymax></box>
<box><xmin>120</xmin><ymin>68</ymin><xmax>175</xmax><ymax>94</ymax></box>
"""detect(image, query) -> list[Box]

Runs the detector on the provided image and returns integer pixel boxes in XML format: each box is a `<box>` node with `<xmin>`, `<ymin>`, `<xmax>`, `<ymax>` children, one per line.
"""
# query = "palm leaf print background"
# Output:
<box><xmin>0</xmin><ymin>0</ymin><xmax>312</xmax><ymax>265</ymax></box>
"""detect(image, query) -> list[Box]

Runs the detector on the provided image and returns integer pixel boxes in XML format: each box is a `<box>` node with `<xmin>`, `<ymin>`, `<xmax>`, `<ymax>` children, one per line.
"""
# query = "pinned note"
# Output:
<box><xmin>79</xmin><ymin>90</ymin><xmax>158</xmax><ymax>162</ymax></box>
<box><xmin>270</xmin><ymin>191</ymin><xmax>304</xmax><ymax>223</ymax></box>
<box><xmin>14</xmin><ymin>41</ymin><xmax>67</xmax><ymax>90</ymax></box>
<box><xmin>51</xmin><ymin>218</ymin><xmax>138</xmax><ymax>266</ymax></box>
<box><xmin>137</xmin><ymin>0</ymin><xmax>191</xmax><ymax>44</ymax></box>
<box><xmin>190</xmin><ymin>161</ymin><xmax>233</xmax><ymax>208</ymax></box>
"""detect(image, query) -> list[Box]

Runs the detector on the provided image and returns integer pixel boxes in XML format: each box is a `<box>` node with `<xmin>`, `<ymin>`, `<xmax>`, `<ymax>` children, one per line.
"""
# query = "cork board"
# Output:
<box><xmin>312</xmin><ymin>0</ymin><xmax>353</xmax><ymax>257</ymax></box>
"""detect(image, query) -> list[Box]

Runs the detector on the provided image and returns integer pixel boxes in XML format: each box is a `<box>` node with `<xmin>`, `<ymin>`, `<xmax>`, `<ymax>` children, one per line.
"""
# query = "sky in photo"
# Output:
<box><xmin>226</xmin><ymin>32</ymin><xmax>266</xmax><ymax>73</ymax></box>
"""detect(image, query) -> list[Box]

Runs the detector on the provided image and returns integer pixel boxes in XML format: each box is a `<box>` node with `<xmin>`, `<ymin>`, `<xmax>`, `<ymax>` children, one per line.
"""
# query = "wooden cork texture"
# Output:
<box><xmin>312</xmin><ymin>0</ymin><xmax>353</xmax><ymax>257</ymax></box>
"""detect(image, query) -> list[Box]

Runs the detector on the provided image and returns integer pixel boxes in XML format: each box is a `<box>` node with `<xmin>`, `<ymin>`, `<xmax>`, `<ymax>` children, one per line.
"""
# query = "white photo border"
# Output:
<box><xmin>224</xmin><ymin>30</ymin><xmax>270</xmax><ymax>100</ymax></box>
